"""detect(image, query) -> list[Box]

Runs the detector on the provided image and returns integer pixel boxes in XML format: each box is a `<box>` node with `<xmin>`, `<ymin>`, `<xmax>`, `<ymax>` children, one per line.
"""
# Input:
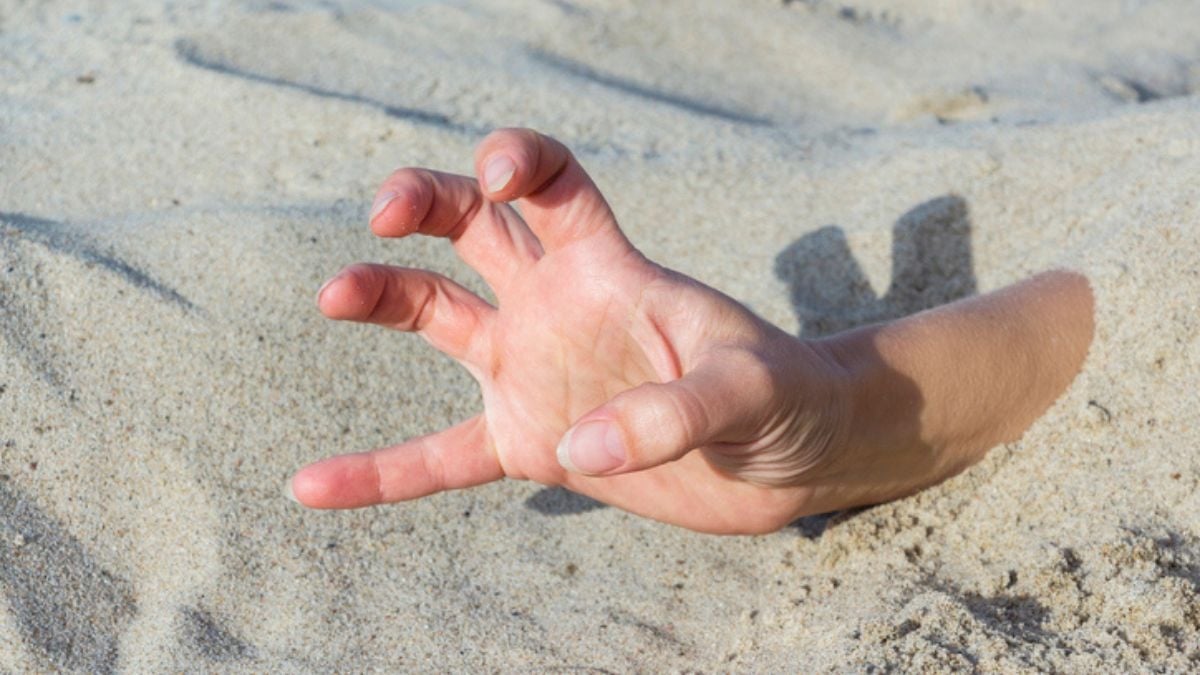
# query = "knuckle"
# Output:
<box><xmin>417</xmin><ymin>439</ymin><xmax>447</xmax><ymax>493</ymax></box>
<box><xmin>407</xmin><ymin>277</ymin><xmax>442</xmax><ymax>331</ymax></box>
<box><xmin>654</xmin><ymin>382</ymin><xmax>710</xmax><ymax>454</ymax></box>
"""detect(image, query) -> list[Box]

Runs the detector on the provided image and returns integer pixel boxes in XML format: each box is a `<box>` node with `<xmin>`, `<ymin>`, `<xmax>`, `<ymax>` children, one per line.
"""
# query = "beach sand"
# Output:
<box><xmin>2</xmin><ymin>0</ymin><xmax>1198</xmax><ymax>670</ymax></box>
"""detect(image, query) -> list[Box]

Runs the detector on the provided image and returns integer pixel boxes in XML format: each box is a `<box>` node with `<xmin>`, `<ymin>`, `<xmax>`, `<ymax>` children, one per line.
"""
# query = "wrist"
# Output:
<box><xmin>767</xmin><ymin>332</ymin><xmax>860</xmax><ymax>483</ymax></box>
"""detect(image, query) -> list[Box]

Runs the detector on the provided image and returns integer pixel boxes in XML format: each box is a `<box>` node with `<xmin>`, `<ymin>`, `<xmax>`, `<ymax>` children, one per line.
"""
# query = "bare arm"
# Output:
<box><xmin>803</xmin><ymin>270</ymin><xmax>1095</xmax><ymax>511</ymax></box>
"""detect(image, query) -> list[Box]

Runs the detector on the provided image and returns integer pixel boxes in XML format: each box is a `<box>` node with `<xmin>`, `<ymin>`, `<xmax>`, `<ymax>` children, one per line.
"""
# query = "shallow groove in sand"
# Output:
<box><xmin>174</xmin><ymin>39</ymin><xmax>485</xmax><ymax>135</ymax></box>
<box><xmin>0</xmin><ymin>483</ymin><xmax>135</xmax><ymax>673</ymax></box>
<box><xmin>0</xmin><ymin>212</ymin><xmax>196</xmax><ymax>312</ymax></box>
<box><xmin>527</xmin><ymin>49</ymin><xmax>774</xmax><ymax>127</ymax></box>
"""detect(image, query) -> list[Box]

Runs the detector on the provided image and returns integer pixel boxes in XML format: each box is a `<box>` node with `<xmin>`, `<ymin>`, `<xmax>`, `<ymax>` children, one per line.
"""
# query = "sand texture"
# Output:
<box><xmin>2</xmin><ymin>0</ymin><xmax>1199</xmax><ymax>671</ymax></box>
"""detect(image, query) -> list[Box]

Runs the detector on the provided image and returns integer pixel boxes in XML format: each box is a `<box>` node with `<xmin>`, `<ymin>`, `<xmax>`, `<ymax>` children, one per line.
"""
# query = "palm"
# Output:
<box><xmin>295</xmin><ymin>130</ymin><xmax>816</xmax><ymax>533</ymax></box>
<box><xmin>481</xmin><ymin>248</ymin><xmax>668</xmax><ymax>479</ymax></box>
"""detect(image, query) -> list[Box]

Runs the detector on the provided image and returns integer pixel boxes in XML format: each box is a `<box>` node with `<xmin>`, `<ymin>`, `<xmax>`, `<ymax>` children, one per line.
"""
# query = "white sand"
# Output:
<box><xmin>1</xmin><ymin>0</ymin><xmax>1198</xmax><ymax>670</ymax></box>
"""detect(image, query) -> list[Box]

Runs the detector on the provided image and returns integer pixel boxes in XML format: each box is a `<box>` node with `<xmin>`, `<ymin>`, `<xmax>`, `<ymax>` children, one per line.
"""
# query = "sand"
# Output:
<box><xmin>1</xmin><ymin>0</ymin><xmax>1198</xmax><ymax>670</ymax></box>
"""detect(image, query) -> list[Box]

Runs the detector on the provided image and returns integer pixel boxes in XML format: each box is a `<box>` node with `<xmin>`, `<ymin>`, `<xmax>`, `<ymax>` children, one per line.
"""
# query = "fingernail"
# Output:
<box><xmin>556</xmin><ymin>421</ymin><xmax>626</xmax><ymax>474</ymax></box>
<box><xmin>284</xmin><ymin>478</ymin><xmax>301</xmax><ymax>504</ymax></box>
<box><xmin>369</xmin><ymin>191</ymin><xmax>397</xmax><ymax>223</ymax></box>
<box><xmin>483</xmin><ymin>155</ymin><xmax>516</xmax><ymax>194</ymax></box>
<box><xmin>316</xmin><ymin>271</ymin><xmax>345</xmax><ymax>306</ymax></box>
<box><xmin>316</xmin><ymin>274</ymin><xmax>339</xmax><ymax>305</ymax></box>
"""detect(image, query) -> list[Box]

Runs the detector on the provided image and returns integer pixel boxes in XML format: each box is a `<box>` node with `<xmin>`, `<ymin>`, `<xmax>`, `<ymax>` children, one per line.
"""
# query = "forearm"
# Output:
<box><xmin>812</xmin><ymin>270</ymin><xmax>1095</xmax><ymax>490</ymax></box>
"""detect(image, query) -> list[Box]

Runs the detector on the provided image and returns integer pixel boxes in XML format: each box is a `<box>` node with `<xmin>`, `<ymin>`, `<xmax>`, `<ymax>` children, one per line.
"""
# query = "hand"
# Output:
<box><xmin>291</xmin><ymin>128</ymin><xmax>849</xmax><ymax>534</ymax></box>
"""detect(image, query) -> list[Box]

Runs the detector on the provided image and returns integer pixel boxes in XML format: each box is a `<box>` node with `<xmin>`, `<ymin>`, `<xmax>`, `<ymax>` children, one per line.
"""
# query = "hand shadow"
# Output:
<box><xmin>524</xmin><ymin>485</ymin><xmax>607</xmax><ymax>516</ymax></box>
<box><xmin>777</xmin><ymin>194</ymin><xmax>978</xmax><ymax>537</ymax></box>
<box><xmin>774</xmin><ymin>194</ymin><xmax>977</xmax><ymax>339</ymax></box>
<box><xmin>524</xmin><ymin>195</ymin><xmax>977</xmax><ymax>534</ymax></box>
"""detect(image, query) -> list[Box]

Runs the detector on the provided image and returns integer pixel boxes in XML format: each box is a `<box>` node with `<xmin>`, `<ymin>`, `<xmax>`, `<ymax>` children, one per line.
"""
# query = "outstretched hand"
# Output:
<box><xmin>291</xmin><ymin>129</ymin><xmax>848</xmax><ymax>534</ymax></box>
<box><xmin>290</xmin><ymin>129</ymin><xmax>1095</xmax><ymax>535</ymax></box>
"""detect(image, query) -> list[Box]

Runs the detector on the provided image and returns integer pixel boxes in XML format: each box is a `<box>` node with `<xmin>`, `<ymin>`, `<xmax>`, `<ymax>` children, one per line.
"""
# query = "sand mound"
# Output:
<box><xmin>2</xmin><ymin>0</ymin><xmax>1197</xmax><ymax>670</ymax></box>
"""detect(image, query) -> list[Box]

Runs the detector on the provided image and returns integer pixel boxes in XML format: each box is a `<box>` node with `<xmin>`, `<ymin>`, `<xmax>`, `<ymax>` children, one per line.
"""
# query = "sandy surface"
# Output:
<box><xmin>2</xmin><ymin>0</ymin><xmax>1198</xmax><ymax>670</ymax></box>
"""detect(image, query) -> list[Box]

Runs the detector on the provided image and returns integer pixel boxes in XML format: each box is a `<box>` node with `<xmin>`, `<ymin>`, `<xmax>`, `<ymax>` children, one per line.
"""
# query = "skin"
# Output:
<box><xmin>291</xmin><ymin>128</ymin><xmax>1095</xmax><ymax>535</ymax></box>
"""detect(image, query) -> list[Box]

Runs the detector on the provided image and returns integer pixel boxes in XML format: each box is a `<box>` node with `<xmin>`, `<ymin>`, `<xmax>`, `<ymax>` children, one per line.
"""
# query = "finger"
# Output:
<box><xmin>318</xmin><ymin>263</ymin><xmax>493</xmax><ymax>366</ymax></box>
<box><xmin>555</xmin><ymin>352</ymin><xmax>775</xmax><ymax>476</ymax></box>
<box><xmin>369</xmin><ymin>168</ymin><xmax>543</xmax><ymax>292</ymax></box>
<box><xmin>290</xmin><ymin>416</ymin><xmax>502</xmax><ymax>509</ymax></box>
<box><xmin>473</xmin><ymin>128</ymin><xmax>631</xmax><ymax>253</ymax></box>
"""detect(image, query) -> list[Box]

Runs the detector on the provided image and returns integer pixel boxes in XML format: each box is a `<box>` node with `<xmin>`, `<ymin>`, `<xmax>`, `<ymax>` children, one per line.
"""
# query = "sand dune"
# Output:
<box><xmin>2</xmin><ymin>0</ymin><xmax>1198</xmax><ymax>670</ymax></box>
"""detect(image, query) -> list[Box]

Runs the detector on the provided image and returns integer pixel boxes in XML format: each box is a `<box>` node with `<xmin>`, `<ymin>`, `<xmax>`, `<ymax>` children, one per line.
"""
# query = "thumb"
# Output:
<box><xmin>556</xmin><ymin>356</ymin><xmax>771</xmax><ymax>476</ymax></box>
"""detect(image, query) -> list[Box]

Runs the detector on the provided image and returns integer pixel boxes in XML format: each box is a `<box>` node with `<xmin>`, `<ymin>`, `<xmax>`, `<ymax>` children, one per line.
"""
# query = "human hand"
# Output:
<box><xmin>289</xmin><ymin>129</ymin><xmax>855</xmax><ymax>534</ymax></box>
